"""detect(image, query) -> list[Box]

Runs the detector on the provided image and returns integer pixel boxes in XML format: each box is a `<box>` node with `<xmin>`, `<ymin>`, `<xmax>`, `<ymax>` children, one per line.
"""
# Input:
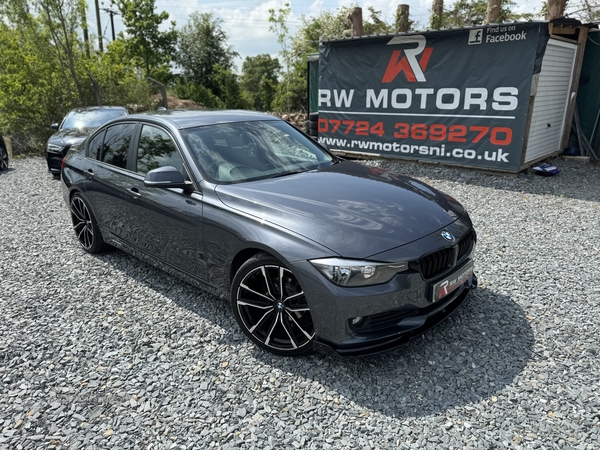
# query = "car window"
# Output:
<box><xmin>61</xmin><ymin>109</ymin><xmax>126</xmax><ymax>130</ymax></box>
<box><xmin>136</xmin><ymin>125</ymin><xmax>184</xmax><ymax>176</ymax></box>
<box><xmin>181</xmin><ymin>120</ymin><xmax>335</xmax><ymax>184</ymax></box>
<box><xmin>87</xmin><ymin>130</ymin><xmax>106</xmax><ymax>160</ymax></box>
<box><xmin>99</xmin><ymin>123</ymin><xmax>135</xmax><ymax>169</ymax></box>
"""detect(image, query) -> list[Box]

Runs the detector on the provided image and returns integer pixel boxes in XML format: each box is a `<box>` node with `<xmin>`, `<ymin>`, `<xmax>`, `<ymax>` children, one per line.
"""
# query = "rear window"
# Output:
<box><xmin>95</xmin><ymin>123</ymin><xmax>135</xmax><ymax>169</ymax></box>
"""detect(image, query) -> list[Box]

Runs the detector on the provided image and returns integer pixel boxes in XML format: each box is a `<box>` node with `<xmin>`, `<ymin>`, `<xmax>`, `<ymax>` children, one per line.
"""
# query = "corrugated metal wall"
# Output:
<box><xmin>525</xmin><ymin>39</ymin><xmax>577</xmax><ymax>164</ymax></box>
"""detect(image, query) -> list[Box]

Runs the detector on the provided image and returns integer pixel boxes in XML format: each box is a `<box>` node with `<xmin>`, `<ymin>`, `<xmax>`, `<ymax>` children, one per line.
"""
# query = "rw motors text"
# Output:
<box><xmin>319</xmin><ymin>87</ymin><xmax>519</xmax><ymax>111</ymax></box>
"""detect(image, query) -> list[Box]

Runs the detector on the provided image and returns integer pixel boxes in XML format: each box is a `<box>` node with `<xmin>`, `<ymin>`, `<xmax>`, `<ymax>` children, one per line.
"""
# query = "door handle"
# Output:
<box><xmin>85</xmin><ymin>168</ymin><xmax>94</xmax><ymax>178</ymax></box>
<box><xmin>127</xmin><ymin>187</ymin><xmax>141</xmax><ymax>198</ymax></box>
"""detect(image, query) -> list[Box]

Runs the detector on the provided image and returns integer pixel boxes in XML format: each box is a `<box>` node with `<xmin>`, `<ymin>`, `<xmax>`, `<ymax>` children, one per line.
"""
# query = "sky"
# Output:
<box><xmin>89</xmin><ymin>0</ymin><xmax>546</xmax><ymax>71</ymax></box>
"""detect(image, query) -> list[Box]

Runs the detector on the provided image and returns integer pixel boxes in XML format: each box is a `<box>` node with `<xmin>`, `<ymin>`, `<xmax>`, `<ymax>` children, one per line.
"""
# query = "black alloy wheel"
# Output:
<box><xmin>0</xmin><ymin>144</ymin><xmax>8</xmax><ymax>171</ymax></box>
<box><xmin>232</xmin><ymin>253</ymin><xmax>315</xmax><ymax>355</ymax></box>
<box><xmin>70</xmin><ymin>193</ymin><xmax>106</xmax><ymax>253</ymax></box>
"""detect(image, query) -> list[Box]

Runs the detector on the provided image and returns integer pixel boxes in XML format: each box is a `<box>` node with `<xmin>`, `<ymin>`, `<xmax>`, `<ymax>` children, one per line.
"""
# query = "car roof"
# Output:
<box><xmin>124</xmin><ymin>109</ymin><xmax>280</xmax><ymax>129</ymax></box>
<box><xmin>68</xmin><ymin>106</ymin><xmax>127</xmax><ymax>113</ymax></box>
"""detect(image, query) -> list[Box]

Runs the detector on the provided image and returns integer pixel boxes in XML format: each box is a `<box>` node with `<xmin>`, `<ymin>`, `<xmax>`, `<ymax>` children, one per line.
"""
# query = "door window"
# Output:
<box><xmin>136</xmin><ymin>125</ymin><xmax>184</xmax><ymax>175</ymax></box>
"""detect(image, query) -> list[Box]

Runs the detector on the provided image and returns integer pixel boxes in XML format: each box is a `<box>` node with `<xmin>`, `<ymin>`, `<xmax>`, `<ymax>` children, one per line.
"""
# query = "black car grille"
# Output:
<box><xmin>457</xmin><ymin>229</ymin><xmax>476</xmax><ymax>261</ymax></box>
<box><xmin>418</xmin><ymin>229</ymin><xmax>476</xmax><ymax>280</ymax></box>
<box><xmin>419</xmin><ymin>247</ymin><xmax>454</xmax><ymax>280</ymax></box>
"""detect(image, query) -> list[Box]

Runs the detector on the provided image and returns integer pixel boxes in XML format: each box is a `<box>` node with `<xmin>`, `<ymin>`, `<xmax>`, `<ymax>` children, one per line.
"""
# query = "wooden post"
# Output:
<box><xmin>431</xmin><ymin>0</ymin><xmax>444</xmax><ymax>29</ymax></box>
<box><xmin>87</xmin><ymin>72</ymin><xmax>102</xmax><ymax>106</ymax></box>
<box><xmin>3</xmin><ymin>136</ymin><xmax>12</xmax><ymax>160</ymax></box>
<box><xmin>396</xmin><ymin>4</ymin><xmax>410</xmax><ymax>33</ymax></box>
<box><xmin>347</xmin><ymin>7</ymin><xmax>364</xmax><ymax>37</ymax></box>
<box><xmin>148</xmin><ymin>77</ymin><xmax>168</xmax><ymax>109</ymax></box>
<box><xmin>546</xmin><ymin>0</ymin><xmax>567</xmax><ymax>19</ymax></box>
<box><xmin>560</xmin><ymin>26</ymin><xmax>589</xmax><ymax>151</ymax></box>
<box><xmin>485</xmin><ymin>0</ymin><xmax>502</xmax><ymax>24</ymax></box>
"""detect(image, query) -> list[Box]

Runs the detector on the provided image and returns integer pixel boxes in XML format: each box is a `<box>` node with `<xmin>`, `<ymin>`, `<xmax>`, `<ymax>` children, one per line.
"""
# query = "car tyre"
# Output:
<box><xmin>231</xmin><ymin>252</ymin><xmax>315</xmax><ymax>355</ymax></box>
<box><xmin>70</xmin><ymin>193</ymin><xmax>106</xmax><ymax>253</ymax></box>
<box><xmin>0</xmin><ymin>142</ymin><xmax>8</xmax><ymax>171</ymax></box>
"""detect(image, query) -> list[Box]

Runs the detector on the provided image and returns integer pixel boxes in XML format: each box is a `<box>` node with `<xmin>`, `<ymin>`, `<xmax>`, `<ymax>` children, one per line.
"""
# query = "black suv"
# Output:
<box><xmin>46</xmin><ymin>106</ymin><xmax>127</xmax><ymax>175</ymax></box>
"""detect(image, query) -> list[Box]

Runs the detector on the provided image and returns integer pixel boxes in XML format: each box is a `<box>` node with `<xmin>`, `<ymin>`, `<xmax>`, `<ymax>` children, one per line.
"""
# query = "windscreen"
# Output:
<box><xmin>181</xmin><ymin>120</ymin><xmax>336</xmax><ymax>183</ymax></box>
<box><xmin>61</xmin><ymin>109</ymin><xmax>126</xmax><ymax>130</ymax></box>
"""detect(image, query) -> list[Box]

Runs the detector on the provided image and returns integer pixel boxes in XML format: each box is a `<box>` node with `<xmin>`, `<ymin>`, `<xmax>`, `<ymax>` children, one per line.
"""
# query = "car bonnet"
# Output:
<box><xmin>214</xmin><ymin>161</ymin><xmax>465</xmax><ymax>259</ymax></box>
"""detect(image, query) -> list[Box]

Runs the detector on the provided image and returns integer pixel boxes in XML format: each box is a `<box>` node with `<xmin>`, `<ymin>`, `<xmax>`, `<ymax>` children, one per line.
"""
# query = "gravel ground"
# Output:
<box><xmin>1</xmin><ymin>156</ymin><xmax>599</xmax><ymax>449</ymax></box>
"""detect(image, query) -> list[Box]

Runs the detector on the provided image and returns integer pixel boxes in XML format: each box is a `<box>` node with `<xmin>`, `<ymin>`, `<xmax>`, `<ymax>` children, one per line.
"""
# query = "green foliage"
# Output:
<box><xmin>271</xmin><ymin>59</ymin><xmax>308</xmax><ymax>114</ymax></box>
<box><xmin>444</xmin><ymin>0</ymin><xmax>534</xmax><ymax>28</ymax></box>
<box><xmin>363</xmin><ymin>6</ymin><xmax>394</xmax><ymax>35</ymax></box>
<box><xmin>241</xmin><ymin>55</ymin><xmax>280</xmax><ymax>111</ymax></box>
<box><xmin>172</xmin><ymin>79</ymin><xmax>225</xmax><ymax>109</ymax></box>
<box><xmin>112</xmin><ymin>0</ymin><xmax>178</xmax><ymax>77</ymax></box>
<box><xmin>212</xmin><ymin>66</ymin><xmax>252</xmax><ymax>110</ymax></box>
<box><xmin>269</xmin><ymin>3</ymin><xmax>293</xmax><ymax>112</ymax></box>
<box><xmin>176</xmin><ymin>12</ymin><xmax>238</xmax><ymax>98</ymax></box>
<box><xmin>0</xmin><ymin>0</ymin><xmax>164</xmax><ymax>153</ymax></box>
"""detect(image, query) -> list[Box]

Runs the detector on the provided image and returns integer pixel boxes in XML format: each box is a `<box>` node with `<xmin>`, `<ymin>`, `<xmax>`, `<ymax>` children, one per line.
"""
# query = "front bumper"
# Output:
<box><xmin>46</xmin><ymin>149</ymin><xmax>65</xmax><ymax>174</ymax></box>
<box><xmin>289</xmin><ymin>218</ymin><xmax>478</xmax><ymax>356</ymax></box>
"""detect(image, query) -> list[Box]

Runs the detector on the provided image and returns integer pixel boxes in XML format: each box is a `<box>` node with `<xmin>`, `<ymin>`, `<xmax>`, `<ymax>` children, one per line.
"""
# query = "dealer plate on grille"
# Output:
<box><xmin>431</xmin><ymin>260</ymin><xmax>474</xmax><ymax>303</ymax></box>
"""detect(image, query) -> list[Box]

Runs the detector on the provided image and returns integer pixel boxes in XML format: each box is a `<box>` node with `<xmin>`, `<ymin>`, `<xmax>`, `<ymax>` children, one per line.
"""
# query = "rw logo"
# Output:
<box><xmin>382</xmin><ymin>36</ymin><xmax>433</xmax><ymax>83</ymax></box>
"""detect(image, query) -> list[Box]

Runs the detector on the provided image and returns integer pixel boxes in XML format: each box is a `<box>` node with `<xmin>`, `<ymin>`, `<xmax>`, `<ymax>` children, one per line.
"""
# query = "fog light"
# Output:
<box><xmin>351</xmin><ymin>316</ymin><xmax>367</xmax><ymax>328</ymax></box>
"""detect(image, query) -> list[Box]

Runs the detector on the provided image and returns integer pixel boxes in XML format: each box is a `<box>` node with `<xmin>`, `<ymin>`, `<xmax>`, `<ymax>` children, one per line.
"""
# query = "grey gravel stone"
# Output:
<box><xmin>1</xmin><ymin>157</ymin><xmax>600</xmax><ymax>449</ymax></box>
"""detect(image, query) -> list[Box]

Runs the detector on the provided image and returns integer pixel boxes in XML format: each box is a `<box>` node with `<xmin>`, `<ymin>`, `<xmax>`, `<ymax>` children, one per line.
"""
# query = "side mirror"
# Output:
<box><xmin>51</xmin><ymin>123</ymin><xmax>59</xmax><ymax>130</ymax></box>
<box><xmin>144</xmin><ymin>166</ymin><xmax>192</xmax><ymax>190</ymax></box>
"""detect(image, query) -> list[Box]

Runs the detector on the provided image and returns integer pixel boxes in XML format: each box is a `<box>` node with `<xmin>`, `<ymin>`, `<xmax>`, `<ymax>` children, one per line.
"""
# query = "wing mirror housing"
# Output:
<box><xmin>51</xmin><ymin>123</ymin><xmax>59</xmax><ymax>130</ymax></box>
<box><xmin>144</xmin><ymin>166</ymin><xmax>193</xmax><ymax>191</ymax></box>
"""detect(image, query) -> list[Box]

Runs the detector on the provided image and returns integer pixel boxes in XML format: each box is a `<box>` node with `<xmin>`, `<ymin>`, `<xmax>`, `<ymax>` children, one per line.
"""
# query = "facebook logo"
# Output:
<box><xmin>468</xmin><ymin>29</ymin><xmax>483</xmax><ymax>45</ymax></box>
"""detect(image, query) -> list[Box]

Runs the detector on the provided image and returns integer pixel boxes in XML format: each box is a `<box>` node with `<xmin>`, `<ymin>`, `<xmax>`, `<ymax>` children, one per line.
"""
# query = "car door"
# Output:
<box><xmin>82</xmin><ymin>122</ymin><xmax>137</xmax><ymax>243</ymax></box>
<box><xmin>125</xmin><ymin>123</ymin><xmax>207</xmax><ymax>281</ymax></box>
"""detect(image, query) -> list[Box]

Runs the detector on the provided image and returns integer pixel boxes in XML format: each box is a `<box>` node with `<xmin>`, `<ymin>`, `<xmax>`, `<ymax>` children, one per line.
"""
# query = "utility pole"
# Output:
<box><xmin>101</xmin><ymin>8</ymin><xmax>120</xmax><ymax>41</ymax></box>
<box><xmin>81</xmin><ymin>3</ymin><xmax>90</xmax><ymax>58</ymax></box>
<box><xmin>94</xmin><ymin>0</ymin><xmax>103</xmax><ymax>52</ymax></box>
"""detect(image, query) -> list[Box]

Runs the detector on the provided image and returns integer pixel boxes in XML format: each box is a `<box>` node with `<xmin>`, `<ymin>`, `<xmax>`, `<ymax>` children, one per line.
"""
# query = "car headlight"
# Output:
<box><xmin>47</xmin><ymin>143</ymin><xmax>64</xmax><ymax>152</ymax></box>
<box><xmin>310</xmin><ymin>258</ymin><xmax>408</xmax><ymax>287</ymax></box>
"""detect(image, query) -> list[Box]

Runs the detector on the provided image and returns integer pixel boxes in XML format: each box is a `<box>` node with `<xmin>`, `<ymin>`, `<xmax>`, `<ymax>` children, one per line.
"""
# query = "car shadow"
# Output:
<box><xmin>0</xmin><ymin>167</ymin><xmax>16</xmax><ymax>176</ymax></box>
<box><xmin>252</xmin><ymin>286</ymin><xmax>533</xmax><ymax>418</ymax></box>
<box><xmin>364</xmin><ymin>158</ymin><xmax>600</xmax><ymax>203</ymax></box>
<box><xmin>95</xmin><ymin>248</ymin><xmax>533</xmax><ymax>419</ymax></box>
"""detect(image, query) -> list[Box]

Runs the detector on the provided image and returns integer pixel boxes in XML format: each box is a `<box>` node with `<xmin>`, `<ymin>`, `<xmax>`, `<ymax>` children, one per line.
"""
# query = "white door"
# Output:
<box><xmin>524</xmin><ymin>39</ymin><xmax>577</xmax><ymax>164</ymax></box>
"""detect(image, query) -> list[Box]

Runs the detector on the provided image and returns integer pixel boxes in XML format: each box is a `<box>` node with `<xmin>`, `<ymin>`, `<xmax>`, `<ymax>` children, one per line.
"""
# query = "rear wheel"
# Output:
<box><xmin>70</xmin><ymin>193</ymin><xmax>106</xmax><ymax>253</ymax></box>
<box><xmin>231</xmin><ymin>253</ymin><xmax>315</xmax><ymax>355</ymax></box>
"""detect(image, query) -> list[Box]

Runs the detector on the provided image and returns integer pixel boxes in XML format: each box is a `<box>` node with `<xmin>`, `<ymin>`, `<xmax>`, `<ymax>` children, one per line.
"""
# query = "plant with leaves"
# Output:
<box><xmin>112</xmin><ymin>0</ymin><xmax>177</xmax><ymax>79</ymax></box>
<box><xmin>269</xmin><ymin>2</ymin><xmax>293</xmax><ymax>112</ymax></box>
<box><xmin>445</xmin><ymin>0</ymin><xmax>533</xmax><ymax>27</ymax></box>
<box><xmin>176</xmin><ymin>12</ymin><xmax>238</xmax><ymax>99</ymax></box>
<box><xmin>241</xmin><ymin>54</ymin><xmax>280</xmax><ymax>111</ymax></box>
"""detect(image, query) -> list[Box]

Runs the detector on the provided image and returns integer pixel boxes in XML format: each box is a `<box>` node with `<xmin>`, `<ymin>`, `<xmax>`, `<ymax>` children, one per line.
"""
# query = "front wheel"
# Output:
<box><xmin>231</xmin><ymin>253</ymin><xmax>315</xmax><ymax>355</ymax></box>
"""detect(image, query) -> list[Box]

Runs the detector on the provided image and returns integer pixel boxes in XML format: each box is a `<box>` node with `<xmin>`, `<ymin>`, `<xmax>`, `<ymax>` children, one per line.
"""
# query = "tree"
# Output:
<box><xmin>269</xmin><ymin>3</ymin><xmax>293</xmax><ymax>112</ymax></box>
<box><xmin>212</xmin><ymin>66</ymin><xmax>252</xmax><ymax>110</ymax></box>
<box><xmin>176</xmin><ymin>12</ymin><xmax>238</xmax><ymax>98</ymax></box>
<box><xmin>445</xmin><ymin>0</ymin><xmax>533</xmax><ymax>27</ymax></box>
<box><xmin>112</xmin><ymin>0</ymin><xmax>177</xmax><ymax>78</ymax></box>
<box><xmin>241</xmin><ymin>55</ymin><xmax>280</xmax><ymax>111</ymax></box>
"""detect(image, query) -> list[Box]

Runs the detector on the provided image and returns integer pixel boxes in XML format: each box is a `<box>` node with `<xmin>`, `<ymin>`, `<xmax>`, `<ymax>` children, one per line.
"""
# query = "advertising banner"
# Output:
<box><xmin>318</xmin><ymin>23</ymin><xmax>550</xmax><ymax>171</ymax></box>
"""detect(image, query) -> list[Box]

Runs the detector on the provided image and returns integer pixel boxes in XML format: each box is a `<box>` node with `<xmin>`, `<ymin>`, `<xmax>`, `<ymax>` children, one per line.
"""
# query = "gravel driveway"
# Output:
<box><xmin>1</xmin><ymin>157</ymin><xmax>599</xmax><ymax>449</ymax></box>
